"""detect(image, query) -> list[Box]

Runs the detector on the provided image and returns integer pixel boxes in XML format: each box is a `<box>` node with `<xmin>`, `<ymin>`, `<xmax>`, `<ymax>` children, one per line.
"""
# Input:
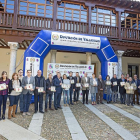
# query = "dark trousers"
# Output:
<box><xmin>74</xmin><ymin>90</ymin><xmax>80</xmax><ymax>102</ymax></box>
<box><xmin>96</xmin><ymin>90</ymin><xmax>103</xmax><ymax>103</ymax></box>
<box><xmin>23</xmin><ymin>92</ymin><xmax>32</xmax><ymax>112</ymax></box>
<box><xmin>70</xmin><ymin>88</ymin><xmax>73</xmax><ymax>104</ymax></box>
<box><xmin>127</xmin><ymin>94</ymin><xmax>133</xmax><ymax>105</ymax></box>
<box><xmin>9</xmin><ymin>95</ymin><xmax>20</xmax><ymax>106</ymax></box>
<box><xmin>82</xmin><ymin>89</ymin><xmax>89</xmax><ymax>103</ymax></box>
<box><xmin>0</xmin><ymin>94</ymin><xmax>8</xmax><ymax>115</ymax></box>
<box><xmin>45</xmin><ymin>94</ymin><xmax>53</xmax><ymax>109</ymax></box>
<box><xmin>120</xmin><ymin>93</ymin><xmax>126</xmax><ymax>104</ymax></box>
<box><xmin>133</xmin><ymin>90</ymin><xmax>139</xmax><ymax>104</ymax></box>
<box><xmin>54</xmin><ymin>92</ymin><xmax>61</xmax><ymax>108</ymax></box>
<box><xmin>34</xmin><ymin>93</ymin><xmax>43</xmax><ymax>112</ymax></box>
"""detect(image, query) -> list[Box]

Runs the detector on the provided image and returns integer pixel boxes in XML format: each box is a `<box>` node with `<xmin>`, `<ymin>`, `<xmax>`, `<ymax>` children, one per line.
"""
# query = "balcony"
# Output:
<box><xmin>0</xmin><ymin>12</ymin><xmax>140</xmax><ymax>41</ymax></box>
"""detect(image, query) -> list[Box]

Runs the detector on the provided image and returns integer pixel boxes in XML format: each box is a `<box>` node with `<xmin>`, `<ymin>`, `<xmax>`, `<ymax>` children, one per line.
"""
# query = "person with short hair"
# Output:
<box><xmin>74</xmin><ymin>72</ymin><xmax>81</xmax><ymax>103</ymax></box>
<box><xmin>90</xmin><ymin>73</ymin><xmax>98</xmax><ymax>105</ymax></box>
<box><xmin>97</xmin><ymin>75</ymin><xmax>105</xmax><ymax>104</ymax></box>
<box><xmin>8</xmin><ymin>73</ymin><xmax>22</xmax><ymax>119</ymax></box>
<box><xmin>81</xmin><ymin>73</ymin><xmax>90</xmax><ymax>104</ymax></box>
<box><xmin>53</xmin><ymin>72</ymin><xmax>63</xmax><ymax>110</ymax></box>
<box><xmin>118</xmin><ymin>74</ymin><xmax>126</xmax><ymax>104</ymax></box>
<box><xmin>133</xmin><ymin>74</ymin><xmax>139</xmax><ymax>105</ymax></box>
<box><xmin>22</xmin><ymin>70</ymin><xmax>35</xmax><ymax>116</ymax></box>
<box><xmin>62</xmin><ymin>74</ymin><xmax>70</xmax><ymax>106</ymax></box>
<box><xmin>45</xmin><ymin>73</ymin><xmax>54</xmax><ymax>112</ymax></box>
<box><xmin>53</xmin><ymin>70</ymin><xmax>60</xmax><ymax>80</ymax></box>
<box><xmin>0</xmin><ymin>71</ymin><xmax>9</xmax><ymax>120</ymax></box>
<box><xmin>111</xmin><ymin>74</ymin><xmax>118</xmax><ymax>103</ymax></box>
<box><xmin>105</xmin><ymin>75</ymin><xmax>112</xmax><ymax>104</ymax></box>
<box><xmin>34</xmin><ymin>70</ymin><xmax>46</xmax><ymax>113</ymax></box>
<box><xmin>125</xmin><ymin>77</ymin><xmax>136</xmax><ymax>106</ymax></box>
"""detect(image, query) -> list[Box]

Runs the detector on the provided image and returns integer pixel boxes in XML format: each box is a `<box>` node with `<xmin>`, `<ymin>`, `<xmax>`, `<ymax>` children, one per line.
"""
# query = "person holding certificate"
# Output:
<box><xmin>81</xmin><ymin>73</ymin><xmax>90</xmax><ymax>104</ymax></box>
<box><xmin>0</xmin><ymin>71</ymin><xmax>9</xmax><ymax>120</ymax></box>
<box><xmin>22</xmin><ymin>70</ymin><xmax>35</xmax><ymax>116</ymax></box>
<box><xmin>34</xmin><ymin>70</ymin><xmax>46</xmax><ymax>113</ymax></box>
<box><xmin>125</xmin><ymin>77</ymin><xmax>136</xmax><ymax>106</ymax></box>
<box><xmin>74</xmin><ymin>72</ymin><xmax>81</xmax><ymax>103</ymax></box>
<box><xmin>97</xmin><ymin>75</ymin><xmax>105</xmax><ymax>104</ymax></box>
<box><xmin>62</xmin><ymin>74</ymin><xmax>70</xmax><ymax>106</ymax></box>
<box><xmin>53</xmin><ymin>72</ymin><xmax>63</xmax><ymax>110</ymax></box>
<box><xmin>90</xmin><ymin>73</ymin><xmax>98</xmax><ymax>105</ymax></box>
<box><xmin>118</xmin><ymin>74</ymin><xmax>126</xmax><ymax>104</ymax></box>
<box><xmin>111</xmin><ymin>74</ymin><xmax>118</xmax><ymax>103</ymax></box>
<box><xmin>45</xmin><ymin>73</ymin><xmax>54</xmax><ymax>112</ymax></box>
<box><xmin>105</xmin><ymin>75</ymin><xmax>112</xmax><ymax>104</ymax></box>
<box><xmin>67</xmin><ymin>72</ymin><xmax>75</xmax><ymax>105</ymax></box>
<box><xmin>9</xmin><ymin>73</ymin><xmax>22</xmax><ymax>119</ymax></box>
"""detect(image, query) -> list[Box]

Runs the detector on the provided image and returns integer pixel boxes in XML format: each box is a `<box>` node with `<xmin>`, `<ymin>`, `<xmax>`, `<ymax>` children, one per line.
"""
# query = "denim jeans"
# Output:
<box><xmin>45</xmin><ymin>94</ymin><xmax>53</xmax><ymax>109</ymax></box>
<box><xmin>9</xmin><ymin>95</ymin><xmax>20</xmax><ymax>106</ymax></box>
<box><xmin>23</xmin><ymin>92</ymin><xmax>32</xmax><ymax>112</ymax></box>
<box><xmin>0</xmin><ymin>94</ymin><xmax>8</xmax><ymax>115</ymax></box>
<box><xmin>69</xmin><ymin>88</ymin><xmax>73</xmax><ymax>104</ymax></box>
<box><xmin>34</xmin><ymin>93</ymin><xmax>43</xmax><ymax>112</ymax></box>
<box><xmin>120</xmin><ymin>93</ymin><xmax>126</xmax><ymax>104</ymax></box>
<box><xmin>16</xmin><ymin>93</ymin><xmax>24</xmax><ymax>113</ymax></box>
<box><xmin>91</xmin><ymin>93</ymin><xmax>96</xmax><ymax>102</ymax></box>
<box><xmin>74</xmin><ymin>90</ymin><xmax>79</xmax><ymax>102</ymax></box>
<box><xmin>112</xmin><ymin>91</ymin><xmax>117</xmax><ymax>102</ymax></box>
<box><xmin>106</xmin><ymin>93</ymin><xmax>111</xmax><ymax>102</ymax></box>
<box><xmin>63</xmin><ymin>89</ymin><xmax>69</xmax><ymax>105</ymax></box>
<box><xmin>54</xmin><ymin>92</ymin><xmax>61</xmax><ymax>108</ymax></box>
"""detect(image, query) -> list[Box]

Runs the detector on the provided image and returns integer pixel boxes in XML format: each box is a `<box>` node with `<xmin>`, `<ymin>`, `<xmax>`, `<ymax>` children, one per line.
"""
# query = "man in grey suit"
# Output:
<box><xmin>81</xmin><ymin>73</ymin><xmax>90</xmax><ymax>104</ymax></box>
<box><xmin>22</xmin><ymin>70</ymin><xmax>35</xmax><ymax>116</ymax></box>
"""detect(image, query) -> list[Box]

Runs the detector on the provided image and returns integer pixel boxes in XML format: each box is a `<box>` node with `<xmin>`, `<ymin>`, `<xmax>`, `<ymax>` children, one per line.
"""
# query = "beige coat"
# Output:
<box><xmin>81</xmin><ymin>77</ymin><xmax>90</xmax><ymax>90</ymax></box>
<box><xmin>124</xmin><ymin>82</ymin><xmax>136</xmax><ymax>94</ymax></box>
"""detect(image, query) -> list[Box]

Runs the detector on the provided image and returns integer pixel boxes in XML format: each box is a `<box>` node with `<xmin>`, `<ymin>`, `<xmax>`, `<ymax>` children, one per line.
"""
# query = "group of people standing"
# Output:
<box><xmin>0</xmin><ymin>69</ymin><xmax>140</xmax><ymax>121</ymax></box>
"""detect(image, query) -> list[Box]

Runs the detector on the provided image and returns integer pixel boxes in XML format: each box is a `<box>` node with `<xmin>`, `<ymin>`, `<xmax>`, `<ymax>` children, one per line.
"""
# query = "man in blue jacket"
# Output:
<box><xmin>53</xmin><ymin>72</ymin><xmax>63</xmax><ymax>110</ymax></box>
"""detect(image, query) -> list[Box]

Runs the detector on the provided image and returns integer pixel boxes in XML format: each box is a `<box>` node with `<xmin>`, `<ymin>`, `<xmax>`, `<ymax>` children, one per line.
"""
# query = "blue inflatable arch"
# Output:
<box><xmin>23</xmin><ymin>30</ymin><xmax>118</xmax><ymax>79</ymax></box>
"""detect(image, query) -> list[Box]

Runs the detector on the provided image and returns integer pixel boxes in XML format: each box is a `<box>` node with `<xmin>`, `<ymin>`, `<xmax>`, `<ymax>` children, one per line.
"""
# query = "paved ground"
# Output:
<box><xmin>1</xmin><ymin>99</ymin><xmax>140</xmax><ymax>140</ymax></box>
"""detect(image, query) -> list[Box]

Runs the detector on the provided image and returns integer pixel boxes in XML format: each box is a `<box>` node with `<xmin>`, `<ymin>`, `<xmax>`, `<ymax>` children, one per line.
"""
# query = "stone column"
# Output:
<box><xmin>8</xmin><ymin>42</ymin><xmax>19</xmax><ymax>79</ymax></box>
<box><xmin>50</xmin><ymin>50</ymin><xmax>57</xmax><ymax>63</ymax></box>
<box><xmin>86</xmin><ymin>52</ymin><xmax>92</xmax><ymax>65</ymax></box>
<box><xmin>116</xmin><ymin>50</ymin><xmax>124</xmax><ymax>79</ymax></box>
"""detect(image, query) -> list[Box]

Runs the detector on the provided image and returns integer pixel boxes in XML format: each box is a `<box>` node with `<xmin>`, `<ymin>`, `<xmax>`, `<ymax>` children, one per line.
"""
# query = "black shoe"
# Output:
<box><xmin>86</xmin><ymin>102</ymin><xmax>88</xmax><ymax>104</ymax></box>
<box><xmin>83</xmin><ymin>102</ymin><xmax>85</xmax><ymax>104</ymax></box>
<box><xmin>100</xmin><ymin>102</ymin><xmax>103</xmax><ymax>104</ymax></box>
<box><xmin>71</xmin><ymin>103</ymin><xmax>74</xmax><ymax>105</ymax></box>
<box><xmin>107</xmin><ymin>102</ymin><xmax>109</xmax><ymax>104</ymax></box>
<box><xmin>97</xmin><ymin>102</ymin><xmax>99</xmax><ymax>104</ymax></box>
<box><xmin>2</xmin><ymin>114</ymin><xmax>5</xmax><ymax>120</ymax></box>
<box><xmin>55</xmin><ymin>108</ymin><xmax>58</xmax><ymax>110</ymax></box>
<box><xmin>34</xmin><ymin>110</ymin><xmax>37</xmax><ymax>113</ymax></box>
<box><xmin>39</xmin><ymin>111</ymin><xmax>44</xmax><ymax>113</ymax></box>
<box><xmin>131</xmin><ymin>104</ymin><xmax>134</xmax><ymax>106</ymax></box>
<box><xmin>58</xmin><ymin>107</ymin><xmax>62</xmax><ymax>109</ymax></box>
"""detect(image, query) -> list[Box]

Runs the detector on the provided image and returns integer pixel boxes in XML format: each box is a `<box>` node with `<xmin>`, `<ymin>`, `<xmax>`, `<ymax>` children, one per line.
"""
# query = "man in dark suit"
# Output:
<box><xmin>81</xmin><ymin>73</ymin><xmax>90</xmax><ymax>104</ymax></box>
<box><xmin>118</xmin><ymin>74</ymin><xmax>126</xmax><ymax>104</ymax></box>
<box><xmin>53</xmin><ymin>70</ymin><xmax>59</xmax><ymax>80</ymax></box>
<box><xmin>74</xmin><ymin>72</ymin><xmax>81</xmax><ymax>103</ymax></box>
<box><xmin>133</xmin><ymin>74</ymin><xmax>139</xmax><ymax>105</ymax></box>
<box><xmin>68</xmin><ymin>71</ymin><xmax>75</xmax><ymax>105</ymax></box>
<box><xmin>53</xmin><ymin>72</ymin><xmax>63</xmax><ymax>110</ymax></box>
<box><xmin>97</xmin><ymin>75</ymin><xmax>105</xmax><ymax>104</ymax></box>
<box><xmin>34</xmin><ymin>70</ymin><xmax>46</xmax><ymax>113</ymax></box>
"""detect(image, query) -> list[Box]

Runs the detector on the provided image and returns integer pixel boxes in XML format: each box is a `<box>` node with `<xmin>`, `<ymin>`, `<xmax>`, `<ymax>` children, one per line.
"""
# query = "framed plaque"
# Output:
<box><xmin>26</xmin><ymin>84</ymin><xmax>33</xmax><ymax>90</ymax></box>
<box><xmin>120</xmin><ymin>82</ymin><xmax>125</xmax><ymax>86</ymax></box>
<box><xmin>38</xmin><ymin>87</ymin><xmax>44</xmax><ymax>93</ymax></box>
<box><xmin>113</xmin><ymin>82</ymin><xmax>117</xmax><ymax>86</ymax></box>
<box><xmin>106</xmin><ymin>81</ymin><xmax>111</xmax><ymax>85</ymax></box>
<box><xmin>51</xmin><ymin>86</ymin><xmax>56</xmax><ymax>92</ymax></box>
<box><xmin>76</xmin><ymin>83</ymin><xmax>81</xmax><ymax>87</ymax></box>
<box><xmin>0</xmin><ymin>83</ymin><xmax>6</xmax><ymax>91</ymax></box>
<box><xmin>15</xmin><ymin>87</ymin><xmax>22</xmax><ymax>92</ymax></box>
<box><xmin>84</xmin><ymin>83</ymin><xmax>89</xmax><ymax>87</ymax></box>
<box><xmin>70</xmin><ymin>80</ymin><xmax>74</xmax><ymax>84</ymax></box>
<box><xmin>93</xmin><ymin>81</ymin><xmax>97</xmax><ymax>85</ymax></box>
<box><xmin>62</xmin><ymin>84</ymin><xmax>66</xmax><ymax>89</ymax></box>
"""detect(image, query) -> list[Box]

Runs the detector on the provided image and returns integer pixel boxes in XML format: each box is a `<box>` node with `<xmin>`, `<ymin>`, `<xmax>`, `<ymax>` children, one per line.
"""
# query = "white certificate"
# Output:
<box><xmin>51</xmin><ymin>86</ymin><xmax>56</xmax><ymax>92</ymax></box>
<box><xmin>70</xmin><ymin>80</ymin><xmax>74</xmax><ymax>84</ymax></box>
<box><xmin>62</xmin><ymin>84</ymin><xmax>66</xmax><ymax>88</ymax></box>
<box><xmin>0</xmin><ymin>83</ymin><xmax>6</xmax><ymax>90</ymax></box>
<box><xmin>27</xmin><ymin>84</ymin><xmax>33</xmax><ymax>89</ymax></box>
<box><xmin>84</xmin><ymin>83</ymin><xmax>89</xmax><ymax>87</ymax></box>
<box><xmin>128</xmin><ymin>86</ymin><xmax>133</xmax><ymax>90</ymax></box>
<box><xmin>65</xmin><ymin>84</ymin><xmax>70</xmax><ymax>89</ymax></box>
<box><xmin>106</xmin><ymin>81</ymin><xmax>111</xmax><ymax>85</ymax></box>
<box><xmin>76</xmin><ymin>83</ymin><xmax>81</xmax><ymax>87</ymax></box>
<box><xmin>15</xmin><ymin>87</ymin><xmax>22</xmax><ymax>92</ymax></box>
<box><xmin>113</xmin><ymin>82</ymin><xmax>117</xmax><ymax>86</ymax></box>
<box><xmin>38</xmin><ymin>87</ymin><xmax>44</xmax><ymax>93</ymax></box>
<box><xmin>93</xmin><ymin>81</ymin><xmax>97</xmax><ymax>85</ymax></box>
<box><xmin>120</xmin><ymin>82</ymin><xmax>125</xmax><ymax>86</ymax></box>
